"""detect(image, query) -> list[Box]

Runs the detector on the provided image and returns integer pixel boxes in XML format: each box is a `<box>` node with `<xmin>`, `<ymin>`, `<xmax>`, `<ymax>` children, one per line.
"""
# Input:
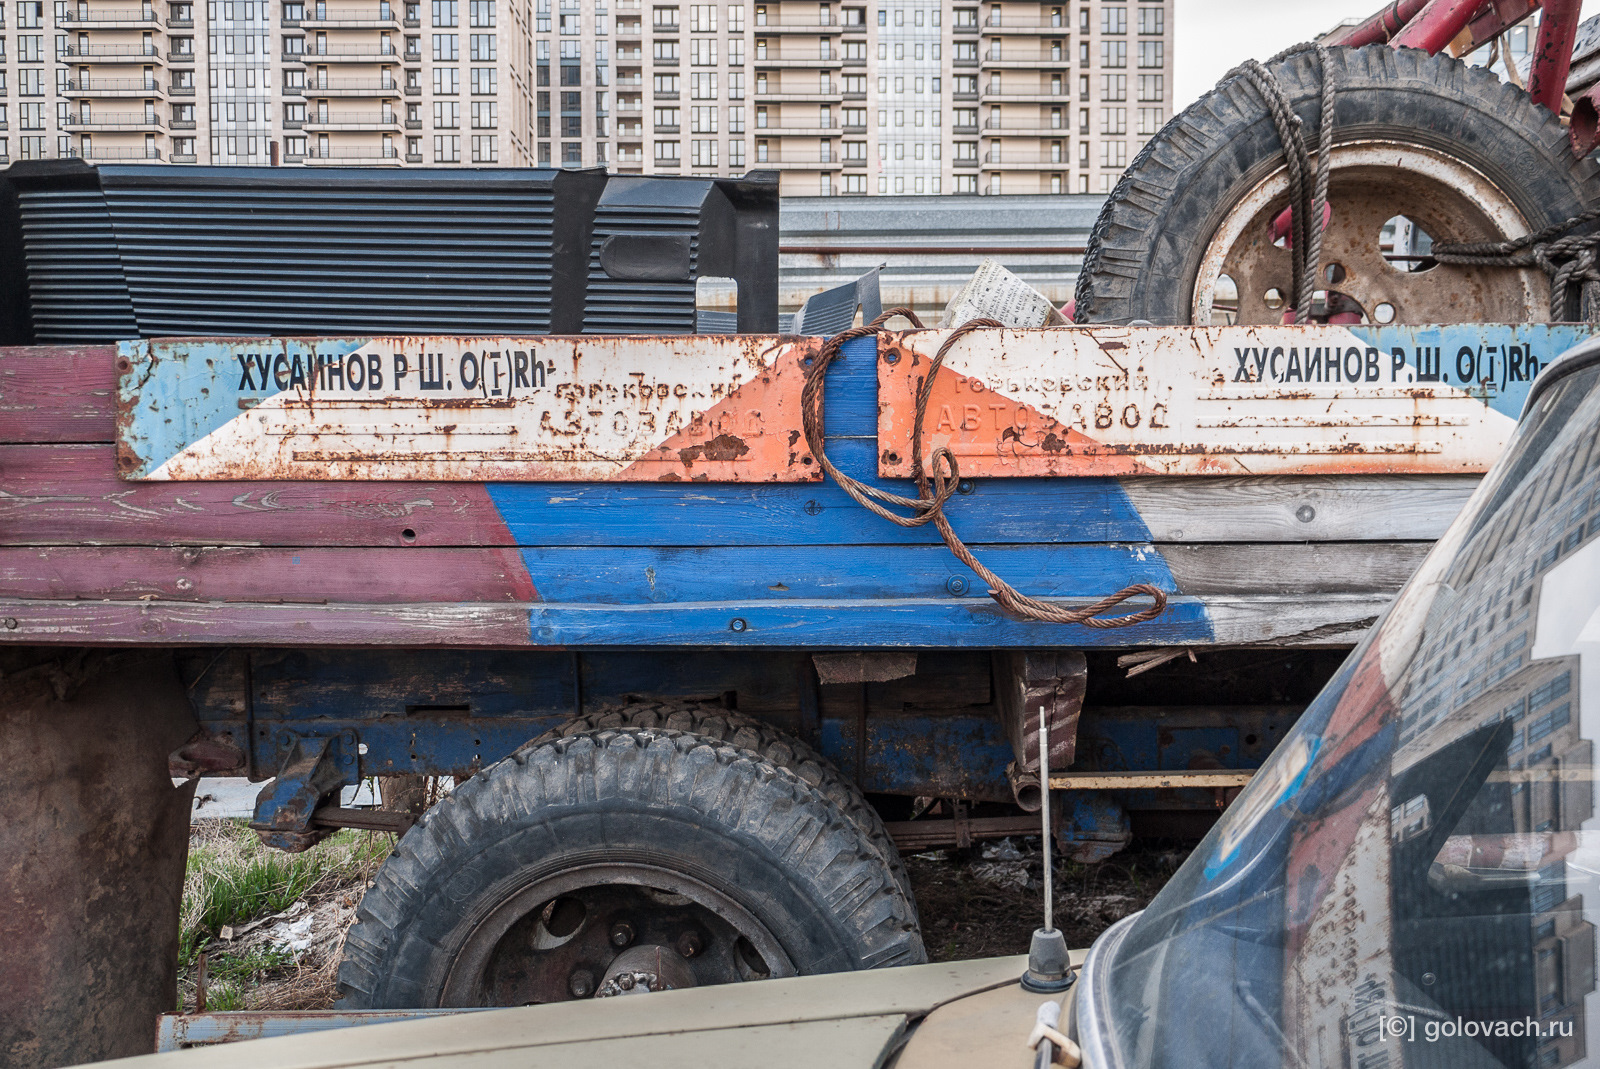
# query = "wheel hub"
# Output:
<box><xmin>1193</xmin><ymin>141</ymin><xmax>1548</xmax><ymax>325</ymax></box>
<box><xmin>439</xmin><ymin>864</ymin><xmax>794</xmax><ymax>1006</ymax></box>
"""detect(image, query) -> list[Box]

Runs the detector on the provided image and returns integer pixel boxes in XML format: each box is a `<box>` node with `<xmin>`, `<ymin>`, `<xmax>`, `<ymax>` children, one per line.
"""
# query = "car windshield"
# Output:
<box><xmin>1082</xmin><ymin>344</ymin><xmax>1600</xmax><ymax>1069</ymax></box>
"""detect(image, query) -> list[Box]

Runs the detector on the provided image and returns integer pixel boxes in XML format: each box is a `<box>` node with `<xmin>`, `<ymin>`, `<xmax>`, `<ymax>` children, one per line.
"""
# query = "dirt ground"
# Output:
<box><xmin>906</xmin><ymin>838</ymin><xmax>1191</xmax><ymax>961</ymax></box>
<box><xmin>177</xmin><ymin>821</ymin><xmax>1192</xmax><ymax>1011</ymax></box>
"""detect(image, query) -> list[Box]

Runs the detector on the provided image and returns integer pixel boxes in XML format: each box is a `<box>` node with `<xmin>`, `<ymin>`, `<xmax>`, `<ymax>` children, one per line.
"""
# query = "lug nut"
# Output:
<box><xmin>568</xmin><ymin>969</ymin><xmax>595</xmax><ymax>998</ymax></box>
<box><xmin>617</xmin><ymin>974</ymin><xmax>636</xmax><ymax>991</ymax></box>
<box><xmin>676</xmin><ymin>931</ymin><xmax>703</xmax><ymax>958</ymax></box>
<box><xmin>609</xmin><ymin>921</ymin><xmax>634</xmax><ymax>947</ymax></box>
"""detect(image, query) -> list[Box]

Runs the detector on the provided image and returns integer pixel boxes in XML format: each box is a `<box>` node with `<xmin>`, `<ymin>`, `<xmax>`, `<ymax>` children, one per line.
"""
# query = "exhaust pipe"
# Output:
<box><xmin>1007</xmin><ymin>761</ymin><xmax>1043</xmax><ymax>813</ymax></box>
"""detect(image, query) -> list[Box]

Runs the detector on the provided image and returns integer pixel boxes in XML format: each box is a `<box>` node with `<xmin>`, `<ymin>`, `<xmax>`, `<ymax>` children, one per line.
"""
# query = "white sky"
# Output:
<box><xmin>1174</xmin><ymin>0</ymin><xmax>1600</xmax><ymax>111</ymax></box>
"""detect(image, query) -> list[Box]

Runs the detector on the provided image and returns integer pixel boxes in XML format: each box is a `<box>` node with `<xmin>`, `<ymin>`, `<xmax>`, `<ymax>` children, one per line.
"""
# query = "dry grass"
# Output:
<box><xmin>178</xmin><ymin>820</ymin><xmax>393</xmax><ymax>1012</ymax></box>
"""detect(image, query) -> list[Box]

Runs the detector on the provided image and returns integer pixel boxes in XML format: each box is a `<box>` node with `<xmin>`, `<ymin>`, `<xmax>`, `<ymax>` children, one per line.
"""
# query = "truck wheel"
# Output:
<box><xmin>338</xmin><ymin>728</ymin><xmax>925</xmax><ymax>1008</ymax></box>
<box><xmin>1074</xmin><ymin>46</ymin><xmax>1600</xmax><ymax>325</ymax></box>
<box><xmin>535</xmin><ymin>701</ymin><xmax>914</xmax><ymax>912</ymax></box>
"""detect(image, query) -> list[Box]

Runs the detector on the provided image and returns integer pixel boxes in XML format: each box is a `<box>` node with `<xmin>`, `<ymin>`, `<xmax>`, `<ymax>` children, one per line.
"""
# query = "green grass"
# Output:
<box><xmin>179</xmin><ymin>820</ymin><xmax>392</xmax><ymax>975</ymax></box>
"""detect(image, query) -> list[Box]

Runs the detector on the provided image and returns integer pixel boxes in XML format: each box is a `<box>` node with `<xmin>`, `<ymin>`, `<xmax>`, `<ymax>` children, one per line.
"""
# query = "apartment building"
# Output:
<box><xmin>0</xmin><ymin>0</ymin><xmax>1169</xmax><ymax>191</ymax></box>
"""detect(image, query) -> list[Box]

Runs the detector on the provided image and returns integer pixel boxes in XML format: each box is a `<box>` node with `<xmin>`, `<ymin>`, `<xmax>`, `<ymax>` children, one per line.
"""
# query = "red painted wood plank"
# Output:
<box><xmin>0</xmin><ymin>347</ymin><xmax>118</xmax><ymax>444</ymax></box>
<box><xmin>0</xmin><ymin>599</ymin><xmax>535</xmax><ymax>646</ymax></box>
<box><xmin>0</xmin><ymin>547</ymin><xmax>539</xmax><ymax>604</ymax></box>
<box><xmin>0</xmin><ymin>445</ymin><xmax>518</xmax><ymax>547</ymax></box>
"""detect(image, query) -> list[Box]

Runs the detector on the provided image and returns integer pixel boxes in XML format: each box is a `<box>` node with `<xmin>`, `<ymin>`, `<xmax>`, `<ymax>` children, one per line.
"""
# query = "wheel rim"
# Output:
<box><xmin>438</xmin><ymin>862</ymin><xmax>797</xmax><ymax>1006</ymax></box>
<box><xmin>1191</xmin><ymin>140</ymin><xmax>1548</xmax><ymax>326</ymax></box>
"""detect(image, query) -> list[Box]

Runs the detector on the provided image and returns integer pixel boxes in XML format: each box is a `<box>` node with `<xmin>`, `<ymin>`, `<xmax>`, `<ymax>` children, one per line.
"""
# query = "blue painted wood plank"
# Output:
<box><xmin>486</xmin><ymin>440</ymin><xmax>1155</xmax><ymax>547</ymax></box>
<box><xmin>526</xmin><ymin>597</ymin><xmax>1213</xmax><ymax>647</ymax></box>
<box><xmin>516</xmin><ymin>543</ymin><xmax>1180</xmax><ymax>603</ymax></box>
<box><xmin>820</xmin><ymin>335</ymin><xmax>882</xmax><ymax>438</ymax></box>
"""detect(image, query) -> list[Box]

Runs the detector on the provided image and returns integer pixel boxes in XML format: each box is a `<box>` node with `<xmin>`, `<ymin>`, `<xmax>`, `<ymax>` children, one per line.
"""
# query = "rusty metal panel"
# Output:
<box><xmin>117</xmin><ymin>335</ymin><xmax>821</xmax><ymax>482</ymax></box>
<box><xmin>877</xmin><ymin>324</ymin><xmax>1588</xmax><ymax>478</ymax></box>
<box><xmin>155</xmin><ymin>1009</ymin><xmax>494</xmax><ymax>1051</ymax></box>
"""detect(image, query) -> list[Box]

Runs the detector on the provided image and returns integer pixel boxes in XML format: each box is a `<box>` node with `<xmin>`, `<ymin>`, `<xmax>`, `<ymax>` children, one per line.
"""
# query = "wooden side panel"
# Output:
<box><xmin>0</xmin><ymin>346</ymin><xmax>118</xmax><ymax>444</ymax></box>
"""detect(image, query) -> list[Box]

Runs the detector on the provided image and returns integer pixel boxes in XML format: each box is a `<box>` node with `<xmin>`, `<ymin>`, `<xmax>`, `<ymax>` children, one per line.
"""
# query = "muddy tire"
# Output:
<box><xmin>338</xmin><ymin>727</ymin><xmax>925</xmax><ymax>1008</ymax></box>
<box><xmin>1074</xmin><ymin>46</ymin><xmax>1600</xmax><ymax>325</ymax></box>
<box><xmin>535</xmin><ymin>701</ymin><xmax>914</xmax><ymax>911</ymax></box>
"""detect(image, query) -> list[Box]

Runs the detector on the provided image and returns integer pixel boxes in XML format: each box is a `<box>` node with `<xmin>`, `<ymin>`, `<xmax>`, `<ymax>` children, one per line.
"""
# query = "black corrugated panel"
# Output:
<box><xmin>584</xmin><ymin>203</ymin><xmax>701</xmax><ymax>334</ymax></box>
<box><xmin>15</xmin><ymin>188</ymin><xmax>139</xmax><ymax>344</ymax></box>
<box><xmin>0</xmin><ymin>162</ymin><xmax>778</xmax><ymax>343</ymax></box>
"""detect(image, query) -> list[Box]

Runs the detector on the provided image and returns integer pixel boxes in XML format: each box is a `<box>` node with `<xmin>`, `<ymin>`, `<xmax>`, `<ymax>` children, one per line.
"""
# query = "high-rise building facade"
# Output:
<box><xmin>0</xmin><ymin>0</ymin><xmax>1170</xmax><ymax>193</ymax></box>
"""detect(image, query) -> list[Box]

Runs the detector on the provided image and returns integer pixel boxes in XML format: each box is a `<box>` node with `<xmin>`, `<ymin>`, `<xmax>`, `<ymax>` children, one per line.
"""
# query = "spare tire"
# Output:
<box><xmin>1074</xmin><ymin>46</ymin><xmax>1600</xmax><ymax>326</ymax></box>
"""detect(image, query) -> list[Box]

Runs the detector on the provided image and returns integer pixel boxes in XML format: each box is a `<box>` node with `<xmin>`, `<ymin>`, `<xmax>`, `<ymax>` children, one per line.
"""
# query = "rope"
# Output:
<box><xmin>1430</xmin><ymin>205</ymin><xmax>1600</xmax><ymax>322</ymax></box>
<box><xmin>1226</xmin><ymin>45</ymin><xmax>1337</xmax><ymax>323</ymax></box>
<box><xmin>800</xmin><ymin>309</ymin><xmax>1167</xmax><ymax>628</ymax></box>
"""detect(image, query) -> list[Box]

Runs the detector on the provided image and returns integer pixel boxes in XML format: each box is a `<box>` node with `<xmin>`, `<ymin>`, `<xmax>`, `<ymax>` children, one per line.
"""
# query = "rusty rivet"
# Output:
<box><xmin>2</xmin><ymin>618</ymin><xmax>17</xmax><ymax>630</ymax></box>
<box><xmin>883</xmin><ymin>349</ymin><xmax>900</xmax><ymax>364</ymax></box>
<box><xmin>610</xmin><ymin>921</ymin><xmax>634</xmax><ymax>947</ymax></box>
<box><xmin>1296</xmin><ymin>505</ymin><xmax>1316</xmax><ymax>523</ymax></box>
<box><xmin>729</xmin><ymin>618</ymin><xmax>749</xmax><ymax>632</ymax></box>
<box><xmin>115</xmin><ymin>358</ymin><xmax>132</xmax><ymax>373</ymax></box>
<box><xmin>676</xmin><ymin>931</ymin><xmax>703</xmax><ymax>958</ymax></box>
<box><xmin>568</xmin><ymin>969</ymin><xmax>595</xmax><ymax>998</ymax></box>
<box><xmin>946</xmin><ymin>576</ymin><xmax>969</xmax><ymax>596</ymax></box>
<box><xmin>885</xmin><ymin>452</ymin><xmax>901</xmax><ymax>465</ymax></box>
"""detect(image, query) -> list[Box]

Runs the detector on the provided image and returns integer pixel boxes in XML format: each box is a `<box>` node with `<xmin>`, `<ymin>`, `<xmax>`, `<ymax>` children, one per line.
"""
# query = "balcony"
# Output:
<box><xmin>304</xmin><ymin>79</ymin><xmax>403</xmax><ymax>96</ymax></box>
<box><xmin>168</xmin><ymin>83</ymin><xmax>195</xmax><ymax>95</ymax></box>
<box><xmin>983</xmin><ymin>50</ymin><xmax>1065</xmax><ymax>68</ymax></box>
<box><xmin>403</xmin><ymin>49</ymin><xmax>421</xmax><ymax>62</ymax></box>
<box><xmin>952</xmin><ymin>156</ymin><xmax>979</xmax><ymax>167</ymax></box>
<box><xmin>167</xmin><ymin>17</ymin><xmax>193</xmax><ymax>27</ymax></box>
<box><xmin>301</xmin><ymin>44</ymin><xmax>400</xmax><ymax>62</ymax></box>
<box><xmin>983</xmin><ymin>18</ymin><xmax>1068</xmax><ymax>33</ymax></box>
<box><xmin>953</xmin><ymin>21</ymin><xmax>979</xmax><ymax>33</ymax></box>
<box><xmin>653</xmin><ymin>55</ymin><xmax>679</xmax><ymax>65</ymax></box>
<box><xmin>171</xmin><ymin>152</ymin><xmax>196</xmax><ymax>161</ymax></box>
<box><xmin>403</xmin><ymin>15</ymin><xmax>419</xmax><ymax>25</ymax></box>
<box><xmin>986</xmin><ymin>118</ymin><xmax>1067</xmax><ymax>134</ymax></box>
<box><xmin>654</xmin><ymin>123</ymin><xmax>679</xmax><ymax>133</ymax></box>
<box><xmin>404</xmin><ymin>117</ymin><xmax>421</xmax><ymax>128</ymax></box>
<box><xmin>754</xmin><ymin>88</ymin><xmax>841</xmax><ymax>102</ymax></box>
<box><xmin>63</xmin><ymin>77</ymin><xmax>165</xmax><ymax>96</ymax></box>
<box><xmin>405</xmin><ymin>151</ymin><xmax>422</xmax><ymax>161</ymax></box>
<box><xmin>282</xmin><ymin>48</ymin><xmax>308</xmax><ymax>63</ymax></box>
<box><xmin>167</xmin><ymin>48</ymin><xmax>196</xmax><ymax>63</ymax></box>
<box><xmin>170</xmin><ymin>117</ymin><xmax>195</xmax><ymax>128</ymax></box>
<box><xmin>304</xmin><ymin>110</ymin><xmax>403</xmax><ymax>130</ymax></box>
<box><xmin>302</xmin><ymin>9</ymin><xmax>401</xmax><ymax>27</ymax></box>
<box><xmin>982</xmin><ymin>87</ymin><xmax>1069</xmax><ymax>103</ymax></box>
<box><xmin>68</xmin><ymin>146</ymin><xmax>164</xmax><ymax>159</ymax></box>
<box><xmin>750</xmin><ymin>19</ymin><xmax>841</xmax><ymax>33</ymax></box>
<box><xmin>404</xmin><ymin>84</ymin><xmax>420</xmax><ymax>94</ymax></box>
<box><xmin>62</xmin><ymin>44</ymin><xmax>163</xmax><ymax>62</ymax></box>
<box><xmin>63</xmin><ymin>114</ymin><xmax>164</xmax><ymax>130</ymax></box>
<box><xmin>755</xmin><ymin>54</ymin><xmax>843</xmax><ymax>68</ymax></box>
<box><xmin>754</xmin><ymin>154</ymin><xmax>835</xmax><ymax>169</ymax></box>
<box><xmin>650</xmin><ymin>20</ymin><xmax>679</xmax><ymax>33</ymax></box>
<box><xmin>302</xmin><ymin>146</ymin><xmax>401</xmax><ymax>163</ymax></box>
<box><xmin>58</xmin><ymin>8</ymin><xmax>163</xmax><ymax>26</ymax></box>
<box><xmin>952</xmin><ymin>54</ymin><xmax>979</xmax><ymax>67</ymax></box>
<box><xmin>952</xmin><ymin>122</ymin><xmax>978</xmax><ymax>133</ymax></box>
<box><xmin>751</xmin><ymin>125</ymin><xmax>839</xmax><ymax>136</ymax></box>
<box><xmin>983</xmin><ymin>149</ymin><xmax>1067</xmax><ymax>168</ymax></box>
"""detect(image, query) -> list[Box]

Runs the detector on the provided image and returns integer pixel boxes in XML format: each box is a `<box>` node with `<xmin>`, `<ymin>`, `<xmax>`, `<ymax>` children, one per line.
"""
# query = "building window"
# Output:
<box><xmin>654</xmin><ymin>139</ymin><xmax>680</xmax><ymax>160</ymax></box>
<box><xmin>1138</xmin><ymin>74</ymin><xmax>1164</xmax><ymax>101</ymax></box>
<box><xmin>471</xmin><ymin>66</ymin><xmax>497</xmax><ymax>93</ymax></box>
<box><xmin>843</xmin><ymin>173</ymin><xmax>864</xmax><ymax>193</ymax></box>
<box><xmin>1100</xmin><ymin>107</ymin><xmax>1125</xmax><ymax>134</ymax></box>
<box><xmin>1100</xmin><ymin>5</ymin><xmax>1125</xmax><ymax>33</ymax></box>
<box><xmin>433</xmin><ymin>100</ymin><xmax>460</xmax><ymax>126</ymax></box>
<box><xmin>1101</xmin><ymin>41</ymin><xmax>1127</xmax><ymax>68</ymax></box>
<box><xmin>691</xmin><ymin>138</ymin><xmax>716</xmax><ymax>166</ymax></box>
<box><xmin>563</xmin><ymin>140</ymin><xmax>581</xmax><ymax>163</ymax></box>
<box><xmin>472</xmin><ymin>101</ymin><xmax>497</xmax><ymax>127</ymax></box>
<box><xmin>433</xmin><ymin>133</ymin><xmax>460</xmax><ymax>160</ymax></box>
<box><xmin>471</xmin><ymin>133</ymin><xmax>497</xmax><ymax>160</ymax></box>
<box><xmin>1137</xmin><ymin>106</ymin><xmax>1163</xmax><ymax>135</ymax></box>
<box><xmin>1138</xmin><ymin>41</ymin><xmax>1163</xmax><ymax>67</ymax></box>
<box><xmin>468</xmin><ymin>0</ymin><xmax>494</xmax><ymax>25</ymax></box>
<box><xmin>469</xmin><ymin>33</ymin><xmax>495</xmax><ymax>59</ymax></box>
<box><xmin>1100</xmin><ymin>139</ymin><xmax>1127</xmax><ymax>167</ymax></box>
<box><xmin>1138</xmin><ymin>6</ymin><xmax>1162</xmax><ymax>34</ymax></box>
<box><xmin>433</xmin><ymin>66</ymin><xmax>459</xmax><ymax>93</ymax></box>
<box><xmin>1100</xmin><ymin>74</ymin><xmax>1126</xmax><ymax>101</ymax></box>
<box><xmin>728</xmin><ymin>137</ymin><xmax>744</xmax><ymax>165</ymax></box>
<box><xmin>430</xmin><ymin>0</ymin><xmax>455</xmax><ymax>24</ymax></box>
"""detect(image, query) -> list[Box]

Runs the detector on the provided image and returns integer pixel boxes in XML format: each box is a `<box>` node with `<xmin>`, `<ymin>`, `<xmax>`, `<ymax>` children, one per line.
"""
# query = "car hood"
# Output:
<box><xmin>103</xmin><ymin>954</ymin><xmax>1079</xmax><ymax>1069</ymax></box>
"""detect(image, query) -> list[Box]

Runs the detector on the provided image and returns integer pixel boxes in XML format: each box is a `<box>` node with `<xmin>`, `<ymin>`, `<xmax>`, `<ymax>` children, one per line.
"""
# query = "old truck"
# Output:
<box><xmin>9</xmin><ymin>19</ymin><xmax>1600</xmax><ymax>1061</ymax></box>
